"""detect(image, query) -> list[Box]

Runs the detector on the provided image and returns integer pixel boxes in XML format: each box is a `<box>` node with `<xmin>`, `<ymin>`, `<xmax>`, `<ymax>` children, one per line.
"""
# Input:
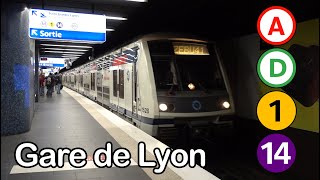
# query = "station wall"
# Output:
<box><xmin>217</xmin><ymin>19</ymin><xmax>319</xmax><ymax>180</ymax></box>
<box><xmin>218</xmin><ymin>19</ymin><xmax>319</xmax><ymax>133</ymax></box>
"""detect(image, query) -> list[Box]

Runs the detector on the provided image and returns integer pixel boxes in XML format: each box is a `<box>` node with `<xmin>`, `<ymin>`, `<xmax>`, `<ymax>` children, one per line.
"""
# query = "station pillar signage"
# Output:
<box><xmin>29</xmin><ymin>9</ymin><xmax>106</xmax><ymax>43</ymax></box>
<box><xmin>256</xmin><ymin>6</ymin><xmax>297</xmax><ymax>173</ymax></box>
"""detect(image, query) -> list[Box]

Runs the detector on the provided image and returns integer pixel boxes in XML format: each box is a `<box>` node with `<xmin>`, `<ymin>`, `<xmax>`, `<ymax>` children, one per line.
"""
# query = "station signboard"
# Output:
<box><xmin>39</xmin><ymin>57</ymin><xmax>65</xmax><ymax>68</ymax></box>
<box><xmin>29</xmin><ymin>9</ymin><xmax>106</xmax><ymax>43</ymax></box>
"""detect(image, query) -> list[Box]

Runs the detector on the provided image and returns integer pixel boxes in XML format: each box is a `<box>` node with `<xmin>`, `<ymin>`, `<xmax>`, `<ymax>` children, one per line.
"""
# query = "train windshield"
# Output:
<box><xmin>148</xmin><ymin>40</ymin><xmax>226</xmax><ymax>92</ymax></box>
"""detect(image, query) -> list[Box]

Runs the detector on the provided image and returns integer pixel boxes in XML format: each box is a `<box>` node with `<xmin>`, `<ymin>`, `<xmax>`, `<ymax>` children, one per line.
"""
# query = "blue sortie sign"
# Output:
<box><xmin>29</xmin><ymin>28</ymin><xmax>106</xmax><ymax>42</ymax></box>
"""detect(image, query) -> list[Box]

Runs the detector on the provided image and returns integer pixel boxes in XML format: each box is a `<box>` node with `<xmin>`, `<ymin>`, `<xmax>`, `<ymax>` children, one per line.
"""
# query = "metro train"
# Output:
<box><xmin>62</xmin><ymin>33</ymin><xmax>235</xmax><ymax>138</ymax></box>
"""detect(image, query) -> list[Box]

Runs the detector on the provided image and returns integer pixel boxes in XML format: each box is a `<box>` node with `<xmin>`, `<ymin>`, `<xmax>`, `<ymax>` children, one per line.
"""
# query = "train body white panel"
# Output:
<box><xmin>137</xmin><ymin>41</ymin><xmax>158</xmax><ymax>119</ymax></box>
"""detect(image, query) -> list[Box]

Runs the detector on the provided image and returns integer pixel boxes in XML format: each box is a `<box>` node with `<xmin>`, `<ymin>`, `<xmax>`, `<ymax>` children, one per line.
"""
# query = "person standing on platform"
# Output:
<box><xmin>52</xmin><ymin>72</ymin><xmax>57</xmax><ymax>92</ymax></box>
<box><xmin>39</xmin><ymin>73</ymin><xmax>45</xmax><ymax>96</ymax></box>
<box><xmin>56</xmin><ymin>73</ymin><xmax>62</xmax><ymax>94</ymax></box>
<box><xmin>46</xmin><ymin>73</ymin><xmax>54</xmax><ymax>97</ymax></box>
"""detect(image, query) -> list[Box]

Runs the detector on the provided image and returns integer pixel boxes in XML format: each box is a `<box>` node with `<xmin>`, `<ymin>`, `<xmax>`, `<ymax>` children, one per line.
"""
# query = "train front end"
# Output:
<box><xmin>147</xmin><ymin>39</ymin><xmax>235</xmax><ymax>137</ymax></box>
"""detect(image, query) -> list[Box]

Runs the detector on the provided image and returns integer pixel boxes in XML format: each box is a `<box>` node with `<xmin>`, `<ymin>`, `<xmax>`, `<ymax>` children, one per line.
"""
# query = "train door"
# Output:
<box><xmin>102</xmin><ymin>69</ymin><xmax>110</xmax><ymax>107</ymax></box>
<box><xmin>77</xmin><ymin>74</ymin><xmax>80</xmax><ymax>92</ymax></box>
<box><xmin>110</xmin><ymin>67</ymin><xmax>119</xmax><ymax>111</ymax></box>
<box><xmin>84</xmin><ymin>73</ymin><xmax>90</xmax><ymax>96</ymax></box>
<box><xmin>90</xmin><ymin>72</ymin><xmax>96</xmax><ymax>100</ymax></box>
<box><xmin>96</xmin><ymin>71</ymin><xmax>103</xmax><ymax>103</ymax></box>
<box><xmin>79</xmin><ymin>74</ymin><xmax>84</xmax><ymax>94</ymax></box>
<box><xmin>132</xmin><ymin>62</ymin><xmax>141</xmax><ymax>127</ymax></box>
<box><xmin>110</xmin><ymin>67</ymin><xmax>125</xmax><ymax>114</ymax></box>
<box><xmin>76</xmin><ymin>75</ymin><xmax>79</xmax><ymax>91</ymax></box>
<box><xmin>124</xmin><ymin>64</ymin><xmax>133</xmax><ymax>118</ymax></box>
<box><xmin>118</xmin><ymin>68</ymin><xmax>125</xmax><ymax>114</ymax></box>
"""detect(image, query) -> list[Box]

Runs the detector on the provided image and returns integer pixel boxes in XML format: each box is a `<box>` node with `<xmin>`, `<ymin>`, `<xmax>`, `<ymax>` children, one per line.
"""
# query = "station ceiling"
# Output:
<box><xmin>15</xmin><ymin>0</ymin><xmax>318</xmax><ymax>70</ymax></box>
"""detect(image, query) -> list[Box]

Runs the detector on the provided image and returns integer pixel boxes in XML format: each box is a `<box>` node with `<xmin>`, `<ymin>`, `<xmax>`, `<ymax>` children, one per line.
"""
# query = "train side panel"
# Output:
<box><xmin>83</xmin><ymin>72</ymin><xmax>90</xmax><ymax>97</ymax></box>
<box><xmin>102</xmin><ymin>68</ymin><xmax>111</xmax><ymax>107</ymax></box>
<box><xmin>135</xmin><ymin>40</ymin><xmax>160</xmax><ymax>135</ymax></box>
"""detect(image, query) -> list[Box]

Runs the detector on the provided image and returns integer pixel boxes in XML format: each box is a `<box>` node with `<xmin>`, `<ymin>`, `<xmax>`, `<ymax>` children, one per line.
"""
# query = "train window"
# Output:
<box><xmin>119</xmin><ymin>70</ymin><xmax>124</xmax><ymax>99</ymax></box>
<box><xmin>149</xmin><ymin>40</ymin><xmax>226</xmax><ymax>92</ymax></box>
<box><xmin>175</xmin><ymin>55</ymin><xmax>225</xmax><ymax>90</ymax></box>
<box><xmin>113</xmin><ymin>70</ymin><xmax>117</xmax><ymax>97</ymax></box>
<box><xmin>91</xmin><ymin>73</ymin><xmax>95</xmax><ymax>91</ymax></box>
<box><xmin>151</xmin><ymin>57</ymin><xmax>179</xmax><ymax>90</ymax></box>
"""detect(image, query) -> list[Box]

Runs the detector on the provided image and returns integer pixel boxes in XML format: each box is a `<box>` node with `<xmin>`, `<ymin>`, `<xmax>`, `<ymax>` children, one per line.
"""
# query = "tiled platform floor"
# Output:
<box><xmin>1</xmin><ymin>89</ymin><xmax>150</xmax><ymax>180</ymax></box>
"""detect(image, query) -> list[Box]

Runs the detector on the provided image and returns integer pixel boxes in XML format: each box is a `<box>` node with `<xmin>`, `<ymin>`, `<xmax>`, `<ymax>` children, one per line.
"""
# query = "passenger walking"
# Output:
<box><xmin>56</xmin><ymin>73</ymin><xmax>62</xmax><ymax>94</ymax></box>
<box><xmin>46</xmin><ymin>73</ymin><xmax>54</xmax><ymax>97</ymax></box>
<box><xmin>52</xmin><ymin>73</ymin><xmax>56</xmax><ymax>92</ymax></box>
<box><xmin>39</xmin><ymin>73</ymin><xmax>45</xmax><ymax>96</ymax></box>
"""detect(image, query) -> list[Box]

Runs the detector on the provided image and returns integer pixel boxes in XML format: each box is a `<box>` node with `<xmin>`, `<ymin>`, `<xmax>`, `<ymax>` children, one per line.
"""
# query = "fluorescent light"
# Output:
<box><xmin>126</xmin><ymin>0</ymin><xmax>147</xmax><ymax>2</ymax></box>
<box><xmin>62</xmin><ymin>55</ymin><xmax>82</xmax><ymax>57</ymax></box>
<box><xmin>40</xmin><ymin>44</ymin><xmax>92</xmax><ymax>48</ymax></box>
<box><xmin>106</xmin><ymin>28</ymin><xmax>115</xmax><ymax>31</ymax></box>
<box><xmin>62</xmin><ymin>54</ymin><xmax>82</xmax><ymax>56</ymax></box>
<box><xmin>104</xmin><ymin>15</ymin><xmax>127</xmax><ymax>21</ymax></box>
<box><xmin>64</xmin><ymin>57</ymin><xmax>78</xmax><ymax>59</ymax></box>
<box><xmin>43</xmin><ymin>51</ymin><xmax>85</xmax><ymax>54</ymax></box>
<box><xmin>42</xmin><ymin>48</ymin><xmax>89</xmax><ymax>52</ymax></box>
<box><xmin>62</xmin><ymin>57</ymin><xmax>81</xmax><ymax>58</ymax></box>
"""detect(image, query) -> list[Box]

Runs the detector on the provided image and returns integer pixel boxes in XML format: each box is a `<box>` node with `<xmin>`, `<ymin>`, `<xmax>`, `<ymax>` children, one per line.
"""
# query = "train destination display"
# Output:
<box><xmin>173</xmin><ymin>43</ymin><xmax>209</xmax><ymax>55</ymax></box>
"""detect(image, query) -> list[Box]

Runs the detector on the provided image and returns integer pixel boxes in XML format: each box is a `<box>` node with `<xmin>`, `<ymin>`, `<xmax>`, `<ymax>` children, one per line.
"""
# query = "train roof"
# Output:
<box><xmin>63</xmin><ymin>33</ymin><xmax>213</xmax><ymax>73</ymax></box>
<box><xmin>140</xmin><ymin>32</ymin><xmax>209</xmax><ymax>43</ymax></box>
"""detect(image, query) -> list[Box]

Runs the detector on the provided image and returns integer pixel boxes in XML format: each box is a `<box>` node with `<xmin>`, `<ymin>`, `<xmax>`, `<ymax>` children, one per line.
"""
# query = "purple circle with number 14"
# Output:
<box><xmin>257</xmin><ymin>133</ymin><xmax>296</xmax><ymax>173</ymax></box>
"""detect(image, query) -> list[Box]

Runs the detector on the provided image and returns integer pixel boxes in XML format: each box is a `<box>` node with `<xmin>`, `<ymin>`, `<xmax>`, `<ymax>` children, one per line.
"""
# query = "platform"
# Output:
<box><xmin>1</xmin><ymin>88</ymin><xmax>218</xmax><ymax>180</ymax></box>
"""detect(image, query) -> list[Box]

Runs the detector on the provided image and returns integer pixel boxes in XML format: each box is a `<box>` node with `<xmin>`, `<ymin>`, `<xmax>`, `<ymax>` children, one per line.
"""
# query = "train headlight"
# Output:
<box><xmin>188</xmin><ymin>83</ymin><xmax>195</xmax><ymax>90</ymax></box>
<box><xmin>159</xmin><ymin>103</ymin><xmax>168</xmax><ymax>111</ymax></box>
<box><xmin>222</xmin><ymin>101</ymin><xmax>230</xmax><ymax>109</ymax></box>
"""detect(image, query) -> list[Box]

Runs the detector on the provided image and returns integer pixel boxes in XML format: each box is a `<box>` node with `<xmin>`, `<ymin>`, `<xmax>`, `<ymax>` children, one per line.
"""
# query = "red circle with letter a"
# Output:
<box><xmin>257</xmin><ymin>6</ymin><xmax>296</xmax><ymax>45</ymax></box>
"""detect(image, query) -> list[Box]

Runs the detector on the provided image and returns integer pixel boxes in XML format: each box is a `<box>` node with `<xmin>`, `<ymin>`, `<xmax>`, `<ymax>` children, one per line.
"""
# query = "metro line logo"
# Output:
<box><xmin>257</xmin><ymin>48</ymin><xmax>296</xmax><ymax>88</ymax></box>
<box><xmin>257</xmin><ymin>6</ymin><xmax>296</xmax><ymax>45</ymax></box>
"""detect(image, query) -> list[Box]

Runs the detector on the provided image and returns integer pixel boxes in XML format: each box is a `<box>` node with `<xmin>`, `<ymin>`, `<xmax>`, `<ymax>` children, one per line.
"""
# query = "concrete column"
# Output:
<box><xmin>1</xmin><ymin>2</ymin><xmax>35</xmax><ymax>135</ymax></box>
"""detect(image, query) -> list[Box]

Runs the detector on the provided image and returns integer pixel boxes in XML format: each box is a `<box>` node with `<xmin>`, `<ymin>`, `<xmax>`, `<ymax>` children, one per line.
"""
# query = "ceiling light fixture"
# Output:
<box><xmin>43</xmin><ymin>51</ymin><xmax>85</xmax><ymax>54</ymax></box>
<box><xmin>62</xmin><ymin>55</ymin><xmax>82</xmax><ymax>57</ymax></box>
<box><xmin>42</xmin><ymin>48</ymin><xmax>88</xmax><ymax>52</ymax></box>
<box><xmin>64</xmin><ymin>57</ymin><xmax>78</xmax><ymax>59</ymax></box>
<box><xmin>106</xmin><ymin>28</ymin><xmax>115</xmax><ymax>31</ymax></box>
<box><xmin>104</xmin><ymin>15</ymin><xmax>127</xmax><ymax>21</ymax></box>
<box><xmin>40</xmin><ymin>44</ymin><xmax>92</xmax><ymax>48</ymax></box>
<box><xmin>126</xmin><ymin>0</ymin><xmax>148</xmax><ymax>2</ymax></box>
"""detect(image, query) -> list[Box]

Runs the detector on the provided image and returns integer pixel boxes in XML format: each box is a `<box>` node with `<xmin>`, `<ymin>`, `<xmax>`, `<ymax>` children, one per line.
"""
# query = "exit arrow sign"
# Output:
<box><xmin>32</xmin><ymin>10</ymin><xmax>37</xmax><ymax>16</ymax></box>
<box><xmin>31</xmin><ymin>29</ymin><xmax>38</xmax><ymax>36</ymax></box>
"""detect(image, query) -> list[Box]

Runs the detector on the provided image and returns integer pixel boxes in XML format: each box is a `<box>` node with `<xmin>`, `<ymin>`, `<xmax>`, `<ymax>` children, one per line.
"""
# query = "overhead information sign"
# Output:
<box><xmin>29</xmin><ymin>9</ymin><xmax>106</xmax><ymax>43</ymax></box>
<box><xmin>39</xmin><ymin>57</ymin><xmax>65</xmax><ymax>68</ymax></box>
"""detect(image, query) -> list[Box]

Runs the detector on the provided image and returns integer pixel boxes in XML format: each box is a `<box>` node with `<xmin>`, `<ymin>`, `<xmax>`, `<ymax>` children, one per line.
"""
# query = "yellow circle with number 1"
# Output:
<box><xmin>257</xmin><ymin>91</ymin><xmax>297</xmax><ymax>130</ymax></box>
